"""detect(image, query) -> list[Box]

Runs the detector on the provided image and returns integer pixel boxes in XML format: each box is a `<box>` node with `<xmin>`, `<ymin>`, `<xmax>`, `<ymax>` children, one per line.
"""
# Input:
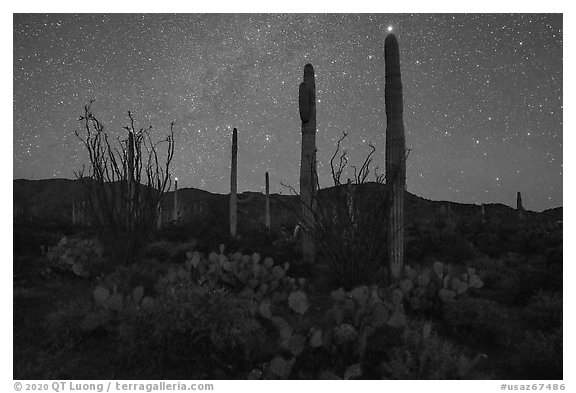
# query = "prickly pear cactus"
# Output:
<box><xmin>46</xmin><ymin>236</ymin><xmax>104</xmax><ymax>277</ymax></box>
<box><xmin>288</xmin><ymin>290</ymin><xmax>309</xmax><ymax>315</ymax></box>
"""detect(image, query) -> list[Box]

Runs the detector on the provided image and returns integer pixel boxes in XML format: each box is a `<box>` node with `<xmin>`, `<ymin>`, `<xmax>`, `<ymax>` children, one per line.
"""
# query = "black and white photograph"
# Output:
<box><xmin>12</xmin><ymin>11</ymin><xmax>564</xmax><ymax>382</ymax></box>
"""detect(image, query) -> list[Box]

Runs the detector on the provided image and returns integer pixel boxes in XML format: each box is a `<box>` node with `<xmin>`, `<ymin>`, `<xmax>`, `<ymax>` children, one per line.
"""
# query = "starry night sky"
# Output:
<box><xmin>13</xmin><ymin>13</ymin><xmax>563</xmax><ymax>211</ymax></box>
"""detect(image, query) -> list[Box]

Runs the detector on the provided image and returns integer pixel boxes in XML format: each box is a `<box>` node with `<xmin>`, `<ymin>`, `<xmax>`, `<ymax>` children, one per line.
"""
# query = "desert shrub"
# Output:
<box><xmin>508</xmin><ymin>328</ymin><xmax>563</xmax><ymax>380</ymax></box>
<box><xmin>45</xmin><ymin>296</ymin><xmax>94</xmax><ymax>349</ymax></box>
<box><xmin>470</xmin><ymin>253</ymin><xmax>561</xmax><ymax>307</ymax></box>
<box><xmin>226</xmin><ymin>227</ymin><xmax>286</xmax><ymax>258</ymax></box>
<box><xmin>155</xmin><ymin>223</ymin><xmax>193</xmax><ymax>243</ymax></box>
<box><xmin>43</xmin><ymin>245</ymin><xmax>491</xmax><ymax>380</ymax></box>
<box><xmin>407</xmin><ymin>227</ymin><xmax>478</xmax><ymax>266</ymax></box>
<box><xmin>13</xmin><ymin>221</ymin><xmax>77</xmax><ymax>256</ymax></box>
<box><xmin>251</xmin><ymin>270</ymin><xmax>485</xmax><ymax>379</ymax></box>
<box><xmin>509</xmin><ymin>222</ymin><xmax>558</xmax><ymax>256</ymax></box>
<box><xmin>280</xmin><ymin>132</ymin><xmax>393</xmax><ymax>290</ymax></box>
<box><xmin>442</xmin><ymin>297</ymin><xmax>521</xmax><ymax>348</ymax></box>
<box><xmin>46</xmin><ymin>259</ymin><xmax>278</xmax><ymax>378</ymax></box>
<box><xmin>380</xmin><ymin>331</ymin><xmax>485</xmax><ymax>379</ymax></box>
<box><xmin>545</xmin><ymin>246</ymin><xmax>563</xmax><ymax>266</ymax></box>
<box><xmin>143</xmin><ymin>241</ymin><xmax>172</xmax><ymax>262</ymax></box>
<box><xmin>522</xmin><ymin>291</ymin><xmax>562</xmax><ymax>332</ymax></box>
<box><xmin>514</xmin><ymin>256</ymin><xmax>562</xmax><ymax>296</ymax></box>
<box><xmin>97</xmin><ymin>261</ymin><xmax>162</xmax><ymax>296</ymax></box>
<box><xmin>120</xmin><ymin>282</ymin><xmax>274</xmax><ymax>375</ymax></box>
<box><xmin>291</xmin><ymin>181</ymin><xmax>389</xmax><ymax>290</ymax></box>
<box><xmin>45</xmin><ymin>236</ymin><xmax>111</xmax><ymax>278</ymax></box>
<box><xmin>469</xmin><ymin>256</ymin><xmax>521</xmax><ymax>305</ymax></box>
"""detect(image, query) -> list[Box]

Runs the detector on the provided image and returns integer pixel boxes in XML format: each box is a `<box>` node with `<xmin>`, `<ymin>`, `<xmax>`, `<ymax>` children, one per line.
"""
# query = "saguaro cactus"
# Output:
<box><xmin>157</xmin><ymin>201</ymin><xmax>163</xmax><ymax>230</ymax></box>
<box><xmin>299</xmin><ymin>63</ymin><xmax>318</xmax><ymax>263</ymax></box>
<box><xmin>72</xmin><ymin>200</ymin><xmax>86</xmax><ymax>225</ymax></box>
<box><xmin>346</xmin><ymin>178</ymin><xmax>355</xmax><ymax>226</ymax></box>
<box><xmin>517</xmin><ymin>191</ymin><xmax>524</xmax><ymax>220</ymax></box>
<box><xmin>230</xmin><ymin>128</ymin><xmax>238</xmax><ymax>237</ymax></box>
<box><xmin>384</xmin><ymin>34</ymin><xmax>406</xmax><ymax>280</ymax></box>
<box><xmin>127</xmin><ymin>130</ymin><xmax>136</xmax><ymax>225</ymax></box>
<box><xmin>265</xmin><ymin>171</ymin><xmax>271</xmax><ymax>229</ymax></box>
<box><xmin>173</xmin><ymin>178</ymin><xmax>179</xmax><ymax>223</ymax></box>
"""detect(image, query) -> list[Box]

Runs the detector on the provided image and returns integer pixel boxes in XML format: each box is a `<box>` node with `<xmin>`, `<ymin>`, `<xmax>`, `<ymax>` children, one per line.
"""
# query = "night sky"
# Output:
<box><xmin>13</xmin><ymin>13</ymin><xmax>563</xmax><ymax>211</ymax></box>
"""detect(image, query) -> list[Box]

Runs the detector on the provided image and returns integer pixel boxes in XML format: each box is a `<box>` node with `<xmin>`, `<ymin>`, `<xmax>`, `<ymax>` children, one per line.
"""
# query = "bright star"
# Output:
<box><xmin>387</xmin><ymin>26</ymin><xmax>393</xmax><ymax>32</ymax></box>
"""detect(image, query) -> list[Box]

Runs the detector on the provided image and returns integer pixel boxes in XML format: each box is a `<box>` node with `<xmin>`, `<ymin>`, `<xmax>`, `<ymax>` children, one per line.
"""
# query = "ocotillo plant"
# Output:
<box><xmin>230</xmin><ymin>128</ymin><xmax>238</xmax><ymax>237</ymax></box>
<box><xmin>265</xmin><ymin>171</ymin><xmax>271</xmax><ymax>229</ymax></box>
<box><xmin>299</xmin><ymin>63</ymin><xmax>318</xmax><ymax>263</ymax></box>
<box><xmin>385</xmin><ymin>34</ymin><xmax>406</xmax><ymax>280</ymax></box>
<box><xmin>75</xmin><ymin>103</ymin><xmax>174</xmax><ymax>265</ymax></box>
<box><xmin>517</xmin><ymin>191</ymin><xmax>524</xmax><ymax>220</ymax></box>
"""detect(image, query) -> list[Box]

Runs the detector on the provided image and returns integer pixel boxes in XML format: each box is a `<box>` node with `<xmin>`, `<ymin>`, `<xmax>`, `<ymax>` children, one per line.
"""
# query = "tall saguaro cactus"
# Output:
<box><xmin>230</xmin><ymin>128</ymin><xmax>238</xmax><ymax>237</ymax></box>
<box><xmin>385</xmin><ymin>34</ymin><xmax>406</xmax><ymax>280</ymax></box>
<box><xmin>299</xmin><ymin>63</ymin><xmax>318</xmax><ymax>263</ymax></box>
<box><xmin>265</xmin><ymin>171</ymin><xmax>271</xmax><ymax>229</ymax></box>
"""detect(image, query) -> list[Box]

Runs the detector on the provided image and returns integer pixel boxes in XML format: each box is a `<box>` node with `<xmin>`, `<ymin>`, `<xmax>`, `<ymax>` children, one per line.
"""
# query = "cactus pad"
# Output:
<box><xmin>288</xmin><ymin>290</ymin><xmax>309</xmax><ymax>315</ymax></box>
<box><xmin>387</xmin><ymin>309</ymin><xmax>407</xmax><ymax>328</ymax></box>
<box><xmin>93</xmin><ymin>286</ymin><xmax>110</xmax><ymax>305</ymax></box>
<box><xmin>334</xmin><ymin>323</ymin><xmax>358</xmax><ymax>345</ymax></box>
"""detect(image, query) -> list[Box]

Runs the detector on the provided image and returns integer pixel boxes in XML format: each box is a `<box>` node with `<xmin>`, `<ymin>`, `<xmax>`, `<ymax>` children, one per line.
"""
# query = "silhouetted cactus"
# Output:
<box><xmin>385</xmin><ymin>34</ymin><xmax>406</xmax><ymax>280</ymax></box>
<box><xmin>265</xmin><ymin>171</ymin><xmax>271</xmax><ymax>229</ymax></box>
<box><xmin>126</xmin><ymin>130</ymin><xmax>137</xmax><ymax>226</ymax></box>
<box><xmin>157</xmin><ymin>201</ymin><xmax>162</xmax><ymax>230</ymax></box>
<box><xmin>299</xmin><ymin>64</ymin><xmax>318</xmax><ymax>263</ymax></box>
<box><xmin>173</xmin><ymin>178</ymin><xmax>179</xmax><ymax>223</ymax></box>
<box><xmin>517</xmin><ymin>191</ymin><xmax>524</xmax><ymax>221</ymax></box>
<box><xmin>346</xmin><ymin>178</ymin><xmax>355</xmax><ymax>226</ymax></box>
<box><xmin>127</xmin><ymin>131</ymin><xmax>135</xmax><ymax>190</ymax></box>
<box><xmin>72</xmin><ymin>200</ymin><xmax>87</xmax><ymax>225</ymax></box>
<box><xmin>230</xmin><ymin>128</ymin><xmax>238</xmax><ymax>237</ymax></box>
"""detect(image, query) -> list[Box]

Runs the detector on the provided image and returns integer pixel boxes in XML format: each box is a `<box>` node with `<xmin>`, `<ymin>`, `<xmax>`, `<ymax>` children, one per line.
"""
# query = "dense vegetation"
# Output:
<box><xmin>13</xmin><ymin>208</ymin><xmax>562</xmax><ymax>380</ymax></box>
